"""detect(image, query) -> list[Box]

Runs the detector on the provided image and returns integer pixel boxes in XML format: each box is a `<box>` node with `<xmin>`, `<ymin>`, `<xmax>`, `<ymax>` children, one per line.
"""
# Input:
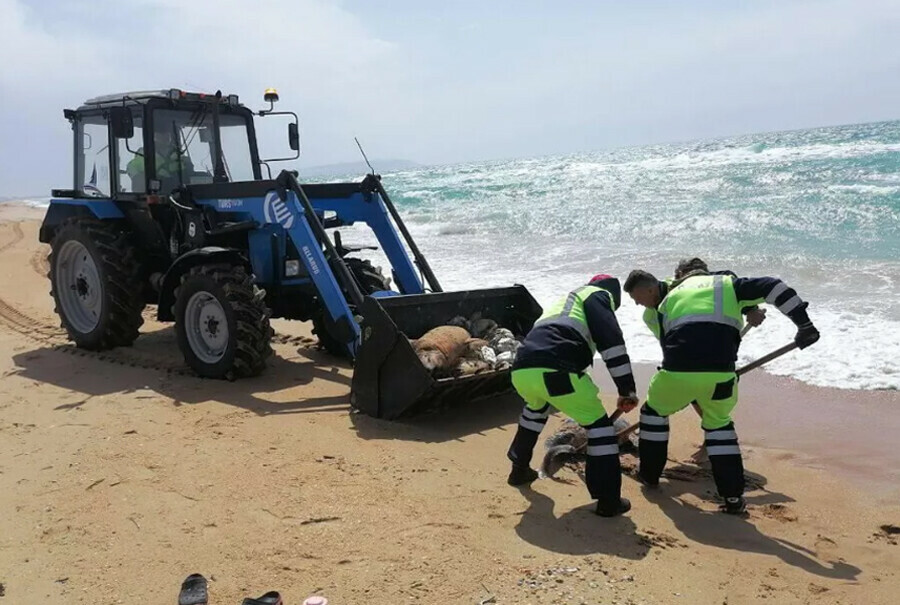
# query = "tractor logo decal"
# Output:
<box><xmin>263</xmin><ymin>190</ymin><xmax>295</xmax><ymax>229</ymax></box>
<box><xmin>217</xmin><ymin>199</ymin><xmax>243</xmax><ymax>210</ymax></box>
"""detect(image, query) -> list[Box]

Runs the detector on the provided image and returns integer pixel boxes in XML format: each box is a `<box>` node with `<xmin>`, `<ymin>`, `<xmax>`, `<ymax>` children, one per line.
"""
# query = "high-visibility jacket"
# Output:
<box><xmin>126</xmin><ymin>147</ymin><xmax>192</xmax><ymax>186</ymax></box>
<box><xmin>659</xmin><ymin>274</ymin><xmax>745</xmax><ymax>335</ymax></box>
<box><xmin>514</xmin><ymin>281</ymin><xmax>635</xmax><ymax>396</ymax></box>
<box><xmin>534</xmin><ymin>285</ymin><xmax>616</xmax><ymax>355</ymax></box>
<box><xmin>658</xmin><ymin>273</ymin><xmax>810</xmax><ymax>372</ymax></box>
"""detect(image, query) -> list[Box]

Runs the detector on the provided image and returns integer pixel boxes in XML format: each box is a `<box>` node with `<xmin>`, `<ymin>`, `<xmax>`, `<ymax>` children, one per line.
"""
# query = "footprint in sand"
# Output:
<box><xmin>637</xmin><ymin>529</ymin><xmax>687</xmax><ymax>550</ymax></box>
<box><xmin>814</xmin><ymin>533</ymin><xmax>838</xmax><ymax>557</ymax></box>
<box><xmin>760</xmin><ymin>503</ymin><xmax>798</xmax><ymax>523</ymax></box>
<box><xmin>870</xmin><ymin>524</ymin><xmax>900</xmax><ymax>545</ymax></box>
<box><xmin>756</xmin><ymin>582</ymin><xmax>777</xmax><ymax>599</ymax></box>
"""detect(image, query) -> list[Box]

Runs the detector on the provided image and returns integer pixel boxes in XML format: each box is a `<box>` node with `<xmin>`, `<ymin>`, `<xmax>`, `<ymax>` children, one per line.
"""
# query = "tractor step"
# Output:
<box><xmin>350</xmin><ymin>285</ymin><xmax>542</xmax><ymax>419</ymax></box>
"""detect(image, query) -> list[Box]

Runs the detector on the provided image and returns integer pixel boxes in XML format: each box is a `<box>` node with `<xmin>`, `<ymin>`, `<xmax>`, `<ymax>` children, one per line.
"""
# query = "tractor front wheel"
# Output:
<box><xmin>174</xmin><ymin>263</ymin><xmax>273</xmax><ymax>379</ymax></box>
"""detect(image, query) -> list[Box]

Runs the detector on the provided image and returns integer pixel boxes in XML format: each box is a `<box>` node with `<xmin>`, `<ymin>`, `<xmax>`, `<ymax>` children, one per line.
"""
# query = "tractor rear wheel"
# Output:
<box><xmin>49</xmin><ymin>218</ymin><xmax>145</xmax><ymax>349</ymax></box>
<box><xmin>174</xmin><ymin>263</ymin><xmax>273</xmax><ymax>379</ymax></box>
<box><xmin>312</xmin><ymin>258</ymin><xmax>391</xmax><ymax>357</ymax></box>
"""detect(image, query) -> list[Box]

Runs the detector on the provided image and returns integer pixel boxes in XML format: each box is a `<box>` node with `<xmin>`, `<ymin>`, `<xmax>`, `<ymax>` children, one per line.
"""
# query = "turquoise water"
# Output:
<box><xmin>348</xmin><ymin>121</ymin><xmax>900</xmax><ymax>390</ymax></box>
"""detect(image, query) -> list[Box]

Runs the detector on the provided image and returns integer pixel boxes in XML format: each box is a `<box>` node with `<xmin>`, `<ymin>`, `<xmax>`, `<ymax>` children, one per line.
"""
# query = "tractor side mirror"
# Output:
<box><xmin>198</xmin><ymin>127</ymin><xmax>213</xmax><ymax>143</ymax></box>
<box><xmin>110</xmin><ymin>107</ymin><xmax>134</xmax><ymax>139</ymax></box>
<box><xmin>288</xmin><ymin>122</ymin><xmax>300</xmax><ymax>151</ymax></box>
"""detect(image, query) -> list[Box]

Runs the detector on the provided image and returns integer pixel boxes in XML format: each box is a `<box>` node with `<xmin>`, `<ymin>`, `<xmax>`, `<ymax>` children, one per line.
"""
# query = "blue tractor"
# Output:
<box><xmin>40</xmin><ymin>88</ymin><xmax>541</xmax><ymax>419</ymax></box>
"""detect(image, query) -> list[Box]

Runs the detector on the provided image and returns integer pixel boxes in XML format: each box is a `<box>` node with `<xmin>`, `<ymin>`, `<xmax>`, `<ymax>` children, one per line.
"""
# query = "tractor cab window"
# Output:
<box><xmin>118</xmin><ymin>109</ymin><xmax>145</xmax><ymax>193</ymax></box>
<box><xmin>152</xmin><ymin>108</ymin><xmax>254</xmax><ymax>191</ymax></box>
<box><xmin>78</xmin><ymin>116</ymin><xmax>112</xmax><ymax>198</ymax></box>
<box><xmin>219</xmin><ymin>120</ymin><xmax>254</xmax><ymax>182</ymax></box>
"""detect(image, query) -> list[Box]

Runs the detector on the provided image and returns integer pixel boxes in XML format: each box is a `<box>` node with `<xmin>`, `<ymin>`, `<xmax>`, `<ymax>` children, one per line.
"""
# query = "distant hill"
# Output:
<box><xmin>298</xmin><ymin>159</ymin><xmax>424</xmax><ymax>178</ymax></box>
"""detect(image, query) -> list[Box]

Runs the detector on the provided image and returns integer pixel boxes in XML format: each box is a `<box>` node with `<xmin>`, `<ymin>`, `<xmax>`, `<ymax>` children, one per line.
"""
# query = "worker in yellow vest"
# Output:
<box><xmin>640</xmin><ymin>258</ymin><xmax>769</xmax><ymax>422</ymax></box>
<box><xmin>126</xmin><ymin>129</ymin><xmax>194</xmax><ymax>193</ymax></box>
<box><xmin>507</xmin><ymin>274</ymin><xmax>638</xmax><ymax>517</ymax></box>
<box><xmin>623</xmin><ymin>269</ymin><xmax>818</xmax><ymax>514</ymax></box>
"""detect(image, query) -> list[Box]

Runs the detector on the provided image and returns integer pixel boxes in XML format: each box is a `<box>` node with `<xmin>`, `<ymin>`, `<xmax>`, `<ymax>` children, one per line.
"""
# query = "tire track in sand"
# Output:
<box><xmin>0</xmin><ymin>222</ymin><xmax>24</xmax><ymax>253</ymax></box>
<box><xmin>30</xmin><ymin>247</ymin><xmax>50</xmax><ymax>277</ymax></box>
<box><xmin>0</xmin><ymin>223</ymin><xmax>193</xmax><ymax>375</ymax></box>
<box><xmin>0</xmin><ymin>222</ymin><xmax>65</xmax><ymax>341</ymax></box>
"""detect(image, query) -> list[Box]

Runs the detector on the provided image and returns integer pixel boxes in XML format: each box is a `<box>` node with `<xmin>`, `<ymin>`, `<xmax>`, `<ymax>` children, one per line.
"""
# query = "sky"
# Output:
<box><xmin>1</xmin><ymin>0</ymin><xmax>899</xmax><ymax>196</ymax></box>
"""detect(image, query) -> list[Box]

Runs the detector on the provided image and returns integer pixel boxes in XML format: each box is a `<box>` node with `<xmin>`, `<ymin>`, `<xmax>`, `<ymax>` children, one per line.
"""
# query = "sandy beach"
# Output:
<box><xmin>1</xmin><ymin>206</ymin><xmax>899</xmax><ymax>604</ymax></box>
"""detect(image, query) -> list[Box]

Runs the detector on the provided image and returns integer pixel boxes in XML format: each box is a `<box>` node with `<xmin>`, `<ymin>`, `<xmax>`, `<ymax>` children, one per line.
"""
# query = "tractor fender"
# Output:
<box><xmin>39</xmin><ymin>200</ymin><xmax>126</xmax><ymax>243</ymax></box>
<box><xmin>156</xmin><ymin>247</ymin><xmax>251</xmax><ymax>321</ymax></box>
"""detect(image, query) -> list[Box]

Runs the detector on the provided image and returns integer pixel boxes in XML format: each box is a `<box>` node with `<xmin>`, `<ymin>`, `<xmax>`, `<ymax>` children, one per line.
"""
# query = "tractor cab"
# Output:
<box><xmin>62</xmin><ymin>89</ymin><xmax>295</xmax><ymax>200</ymax></box>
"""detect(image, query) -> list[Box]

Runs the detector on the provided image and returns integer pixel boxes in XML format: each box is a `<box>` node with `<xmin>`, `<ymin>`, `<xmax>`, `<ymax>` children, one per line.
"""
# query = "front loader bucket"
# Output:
<box><xmin>350</xmin><ymin>286</ymin><xmax>542</xmax><ymax>420</ymax></box>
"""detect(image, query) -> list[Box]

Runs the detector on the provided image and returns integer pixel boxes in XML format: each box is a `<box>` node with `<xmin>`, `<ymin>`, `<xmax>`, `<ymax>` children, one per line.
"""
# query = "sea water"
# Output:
<box><xmin>348</xmin><ymin>121</ymin><xmax>900</xmax><ymax>390</ymax></box>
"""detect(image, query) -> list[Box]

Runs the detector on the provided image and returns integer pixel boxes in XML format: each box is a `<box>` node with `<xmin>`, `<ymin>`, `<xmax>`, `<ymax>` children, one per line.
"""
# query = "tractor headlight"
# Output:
<box><xmin>285</xmin><ymin>260</ymin><xmax>300</xmax><ymax>277</ymax></box>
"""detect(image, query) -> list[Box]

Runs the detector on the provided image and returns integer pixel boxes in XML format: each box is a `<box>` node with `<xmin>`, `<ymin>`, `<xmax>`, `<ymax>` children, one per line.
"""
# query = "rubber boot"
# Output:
<box><xmin>507</xmin><ymin>465</ymin><xmax>539</xmax><ymax>486</ymax></box>
<box><xmin>596</xmin><ymin>497</ymin><xmax>632</xmax><ymax>517</ymax></box>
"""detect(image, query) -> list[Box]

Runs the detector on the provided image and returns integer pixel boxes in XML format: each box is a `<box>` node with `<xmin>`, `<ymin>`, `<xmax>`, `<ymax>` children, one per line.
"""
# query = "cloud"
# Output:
<box><xmin>0</xmin><ymin>0</ymin><xmax>412</xmax><ymax>194</ymax></box>
<box><xmin>438</xmin><ymin>0</ymin><xmax>900</xmax><ymax>154</ymax></box>
<box><xmin>1</xmin><ymin>0</ymin><xmax>898</xmax><ymax>195</ymax></box>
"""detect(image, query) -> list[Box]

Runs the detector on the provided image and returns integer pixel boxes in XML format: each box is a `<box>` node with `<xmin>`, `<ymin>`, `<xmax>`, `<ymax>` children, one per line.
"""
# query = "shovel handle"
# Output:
<box><xmin>617</xmin><ymin>422</ymin><xmax>641</xmax><ymax>439</ymax></box>
<box><xmin>736</xmin><ymin>341</ymin><xmax>798</xmax><ymax>376</ymax></box>
<box><xmin>615</xmin><ymin>340</ymin><xmax>799</xmax><ymax>439</ymax></box>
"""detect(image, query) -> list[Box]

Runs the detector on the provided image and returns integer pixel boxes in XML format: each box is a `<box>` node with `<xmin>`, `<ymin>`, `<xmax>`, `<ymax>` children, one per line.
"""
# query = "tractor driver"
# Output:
<box><xmin>126</xmin><ymin>127</ymin><xmax>194</xmax><ymax>193</ymax></box>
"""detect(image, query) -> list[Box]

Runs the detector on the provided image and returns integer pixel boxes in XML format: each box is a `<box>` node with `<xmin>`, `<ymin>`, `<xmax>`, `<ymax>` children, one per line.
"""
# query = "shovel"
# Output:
<box><xmin>608</xmin><ymin>329</ymin><xmax>760</xmax><ymax>438</ymax></box>
<box><xmin>615</xmin><ymin>340</ymin><xmax>799</xmax><ymax>441</ymax></box>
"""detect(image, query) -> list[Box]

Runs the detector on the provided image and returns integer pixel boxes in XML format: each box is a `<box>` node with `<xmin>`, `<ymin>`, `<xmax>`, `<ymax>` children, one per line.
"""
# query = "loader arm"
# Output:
<box><xmin>187</xmin><ymin>169</ymin><xmax>435</xmax><ymax>358</ymax></box>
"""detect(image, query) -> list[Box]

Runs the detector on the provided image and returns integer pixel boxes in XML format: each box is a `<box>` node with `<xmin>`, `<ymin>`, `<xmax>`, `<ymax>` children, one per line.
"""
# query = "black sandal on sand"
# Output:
<box><xmin>178</xmin><ymin>573</ymin><xmax>208</xmax><ymax>605</ymax></box>
<box><xmin>241</xmin><ymin>591</ymin><xmax>283</xmax><ymax>605</ymax></box>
